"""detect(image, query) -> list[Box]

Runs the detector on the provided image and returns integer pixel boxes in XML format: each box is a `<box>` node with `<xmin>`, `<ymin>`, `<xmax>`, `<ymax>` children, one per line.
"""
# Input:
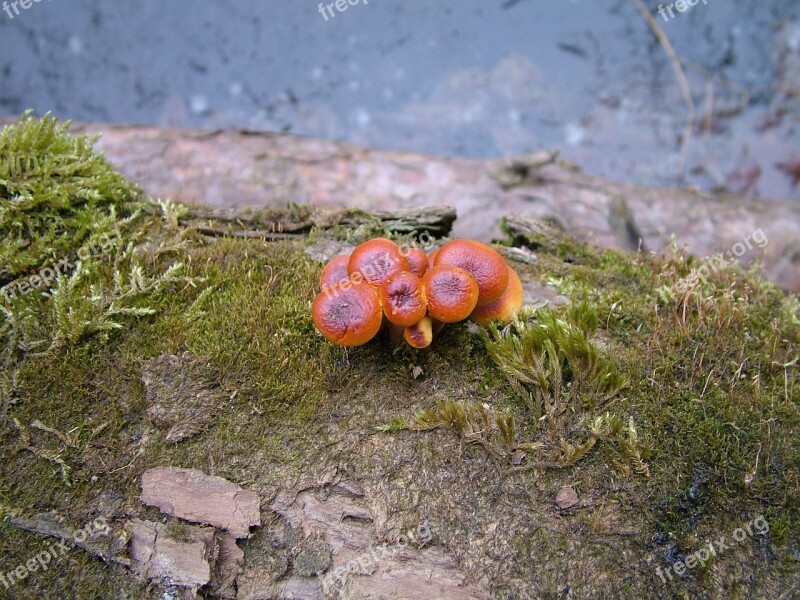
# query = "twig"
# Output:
<box><xmin>31</xmin><ymin>420</ymin><xmax>78</xmax><ymax>448</ymax></box>
<box><xmin>700</xmin><ymin>368</ymin><xmax>715</xmax><ymax>398</ymax></box>
<box><xmin>12</xmin><ymin>418</ymin><xmax>72</xmax><ymax>486</ymax></box>
<box><xmin>702</xmin><ymin>82</ymin><xmax>714</xmax><ymax>135</ymax></box>
<box><xmin>682</xmin><ymin>58</ymin><xmax>750</xmax><ymax>116</ymax></box>
<box><xmin>109</xmin><ymin>448</ymin><xmax>143</xmax><ymax>474</ymax></box>
<box><xmin>633</xmin><ymin>0</ymin><xmax>695</xmax><ymax>182</ymax></box>
<box><xmin>6</xmin><ymin>510</ymin><xmax>127</xmax><ymax>566</ymax></box>
<box><xmin>194</xmin><ymin>226</ymin><xmax>296</xmax><ymax>240</ymax></box>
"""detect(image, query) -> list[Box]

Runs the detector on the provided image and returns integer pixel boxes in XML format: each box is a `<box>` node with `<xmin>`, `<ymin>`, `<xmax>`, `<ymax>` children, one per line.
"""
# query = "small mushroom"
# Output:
<box><xmin>421</xmin><ymin>264</ymin><xmax>479</xmax><ymax>323</ymax></box>
<box><xmin>469</xmin><ymin>266</ymin><xmax>524</xmax><ymax>326</ymax></box>
<box><xmin>348</xmin><ymin>238</ymin><xmax>409</xmax><ymax>288</ymax></box>
<box><xmin>403</xmin><ymin>247</ymin><xmax>429</xmax><ymax>278</ymax></box>
<box><xmin>379</xmin><ymin>271</ymin><xmax>427</xmax><ymax>327</ymax></box>
<box><xmin>434</xmin><ymin>240</ymin><xmax>509</xmax><ymax>304</ymax></box>
<box><xmin>319</xmin><ymin>254</ymin><xmax>351</xmax><ymax>290</ymax></box>
<box><xmin>428</xmin><ymin>248</ymin><xmax>439</xmax><ymax>265</ymax></box>
<box><xmin>311</xmin><ymin>280</ymin><xmax>383</xmax><ymax>346</ymax></box>
<box><xmin>404</xmin><ymin>315</ymin><xmax>434</xmax><ymax>349</ymax></box>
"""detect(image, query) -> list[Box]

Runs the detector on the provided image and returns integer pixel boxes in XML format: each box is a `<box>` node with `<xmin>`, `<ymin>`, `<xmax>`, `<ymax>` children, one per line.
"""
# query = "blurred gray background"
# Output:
<box><xmin>1</xmin><ymin>0</ymin><xmax>799</xmax><ymax>200</ymax></box>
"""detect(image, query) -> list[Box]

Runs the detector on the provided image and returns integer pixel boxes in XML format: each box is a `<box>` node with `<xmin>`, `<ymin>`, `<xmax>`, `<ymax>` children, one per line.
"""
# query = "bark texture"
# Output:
<box><xmin>25</xmin><ymin>120</ymin><xmax>797</xmax><ymax>292</ymax></box>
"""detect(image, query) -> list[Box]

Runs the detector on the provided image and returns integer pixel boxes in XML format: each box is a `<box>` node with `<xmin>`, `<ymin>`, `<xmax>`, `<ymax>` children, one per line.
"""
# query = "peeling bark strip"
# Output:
<box><xmin>7</xmin><ymin>511</ymin><xmax>124</xmax><ymax>566</ymax></box>
<box><xmin>182</xmin><ymin>205</ymin><xmax>457</xmax><ymax>240</ymax></box>
<box><xmin>129</xmin><ymin>519</ymin><xmax>213</xmax><ymax>588</ymax></box>
<box><xmin>141</xmin><ymin>352</ymin><xmax>225</xmax><ymax>443</ymax></box>
<box><xmin>140</xmin><ymin>467</ymin><xmax>260</xmax><ymax>538</ymax></box>
<box><xmin>129</xmin><ymin>518</ymin><xmax>244</xmax><ymax>596</ymax></box>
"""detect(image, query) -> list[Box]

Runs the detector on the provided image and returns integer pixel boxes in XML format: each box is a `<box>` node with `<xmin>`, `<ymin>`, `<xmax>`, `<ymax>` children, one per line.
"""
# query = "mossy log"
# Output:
<box><xmin>1</xmin><ymin>114</ymin><xmax>798</xmax><ymax>600</ymax></box>
<box><xmin>9</xmin><ymin>118</ymin><xmax>796</xmax><ymax>292</ymax></box>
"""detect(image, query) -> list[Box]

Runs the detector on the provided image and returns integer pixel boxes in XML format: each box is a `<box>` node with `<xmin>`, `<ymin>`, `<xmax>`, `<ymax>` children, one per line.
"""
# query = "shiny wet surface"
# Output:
<box><xmin>1</xmin><ymin>0</ymin><xmax>798</xmax><ymax>201</ymax></box>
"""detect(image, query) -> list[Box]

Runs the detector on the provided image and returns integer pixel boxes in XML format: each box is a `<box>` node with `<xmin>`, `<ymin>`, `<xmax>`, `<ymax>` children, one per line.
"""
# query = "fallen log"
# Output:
<box><xmin>30</xmin><ymin>121</ymin><xmax>795</xmax><ymax>291</ymax></box>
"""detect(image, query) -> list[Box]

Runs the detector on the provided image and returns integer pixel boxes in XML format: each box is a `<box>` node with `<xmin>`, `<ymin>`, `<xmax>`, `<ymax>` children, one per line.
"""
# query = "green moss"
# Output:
<box><xmin>507</xmin><ymin>220</ymin><xmax>799</xmax><ymax>574</ymax></box>
<box><xmin>0</xmin><ymin>112</ymin><xmax>145</xmax><ymax>284</ymax></box>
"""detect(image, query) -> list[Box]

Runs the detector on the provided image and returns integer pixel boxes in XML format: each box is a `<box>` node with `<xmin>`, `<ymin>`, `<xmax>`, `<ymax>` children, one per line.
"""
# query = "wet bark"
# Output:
<box><xmin>3</xmin><ymin>118</ymin><xmax>796</xmax><ymax>290</ymax></box>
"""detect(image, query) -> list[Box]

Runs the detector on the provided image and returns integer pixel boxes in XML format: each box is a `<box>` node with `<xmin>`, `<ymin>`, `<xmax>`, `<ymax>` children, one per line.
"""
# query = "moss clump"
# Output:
<box><xmin>483</xmin><ymin>302</ymin><xmax>628</xmax><ymax>412</ymax></box>
<box><xmin>381</xmin><ymin>303</ymin><xmax>643</xmax><ymax>473</ymax></box>
<box><xmin>0</xmin><ymin>112</ymin><xmax>144</xmax><ymax>284</ymax></box>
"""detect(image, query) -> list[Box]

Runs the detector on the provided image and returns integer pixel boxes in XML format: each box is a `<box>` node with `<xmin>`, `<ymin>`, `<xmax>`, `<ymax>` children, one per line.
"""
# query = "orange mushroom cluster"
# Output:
<box><xmin>311</xmin><ymin>237</ymin><xmax>523</xmax><ymax>349</ymax></box>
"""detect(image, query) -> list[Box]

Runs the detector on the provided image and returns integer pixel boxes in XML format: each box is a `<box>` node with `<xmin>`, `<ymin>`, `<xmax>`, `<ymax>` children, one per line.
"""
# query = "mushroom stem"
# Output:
<box><xmin>388</xmin><ymin>322</ymin><xmax>405</xmax><ymax>343</ymax></box>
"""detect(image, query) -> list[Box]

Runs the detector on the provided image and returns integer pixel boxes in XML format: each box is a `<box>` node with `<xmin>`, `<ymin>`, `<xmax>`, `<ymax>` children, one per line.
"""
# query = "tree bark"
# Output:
<box><xmin>183</xmin><ymin>205</ymin><xmax>457</xmax><ymax>239</ymax></box>
<box><xmin>6</xmin><ymin>120</ymin><xmax>794</xmax><ymax>291</ymax></box>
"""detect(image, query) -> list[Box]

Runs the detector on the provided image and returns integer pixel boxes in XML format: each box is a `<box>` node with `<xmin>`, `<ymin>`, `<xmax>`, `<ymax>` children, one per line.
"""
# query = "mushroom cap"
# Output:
<box><xmin>379</xmin><ymin>271</ymin><xmax>427</xmax><ymax>327</ymax></box>
<box><xmin>311</xmin><ymin>280</ymin><xmax>383</xmax><ymax>346</ymax></box>
<box><xmin>469</xmin><ymin>266</ymin><xmax>524</xmax><ymax>326</ymax></box>
<box><xmin>434</xmin><ymin>240</ymin><xmax>509</xmax><ymax>304</ymax></box>
<box><xmin>348</xmin><ymin>238</ymin><xmax>409</xmax><ymax>288</ymax></box>
<box><xmin>427</xmin><ymin>248</ymin><xmax>439</xmax><ymax>265</ymax></box>
<box><xmin>319</xmin><ymin>254</ymin><xmax>351</xmax><ymax>290</ymax></box>
<box><xmin>421</xmin><ymin>264</ymin><xmax>480</xmax><ymax>323</ymax></box>
<box><xmin>404</xmin><ymin>315</ymin><xmax>434</xmax><ymax>349</ymax></box>
<box><xmin>403</xmin><ymin>247</ymin><xmax>429</xmax><ymax>278</ymax></box>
